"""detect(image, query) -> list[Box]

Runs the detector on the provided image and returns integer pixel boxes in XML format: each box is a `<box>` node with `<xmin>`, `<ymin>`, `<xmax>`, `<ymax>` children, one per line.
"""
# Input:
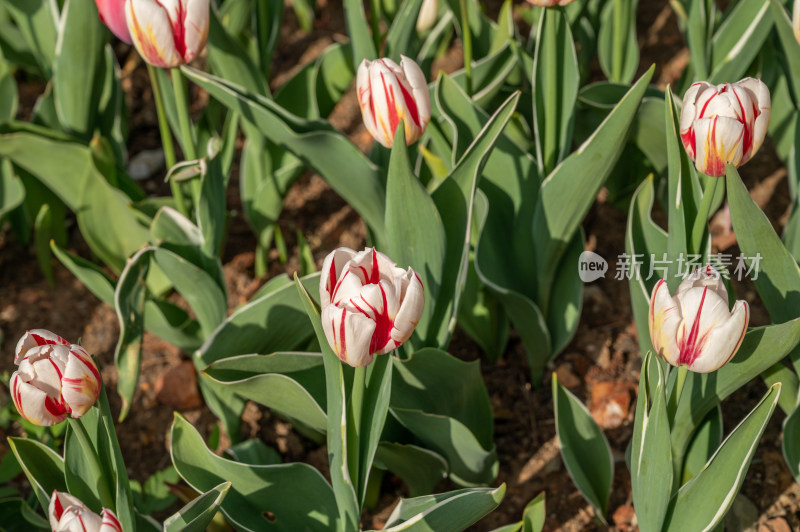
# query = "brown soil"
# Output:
<box><xmin>2</xmin><ymin>1</ymin><xmax>799</xmax><ymax>531</ymax></box>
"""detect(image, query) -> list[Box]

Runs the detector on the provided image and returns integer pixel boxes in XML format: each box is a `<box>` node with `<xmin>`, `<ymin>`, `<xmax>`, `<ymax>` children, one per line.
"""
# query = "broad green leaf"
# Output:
<box><xmin>225</xmin><ymin>439</ymin><xmax>281</xmax><ymax>466</ymax></box>
<box><xmin>8</xmin><ymin>437</ymin><xmax>66</xmax><ymax>512</ymax></box>
<box><xmin>197</xmin><ymin>273</ymin><xmax>319</xmax><ymax>365</ymax></box>
<box><xmin>456</xmin><ymin>254</ymin><xmax>509</xmax><ymax>362</ymax></box>
<box><xmin>681</xmin><ymin>405</ymin><xmax>723</xmax><ymax>484</ymax></box>
<box><xmin>4</xmin><ymin>0</ymin><xmax>57</xmax><ymax>76</ymax></box>
<box><xmin>552</xmin><ymin>373</ymin><xmax>612</xmax><ymax>523</ymax></box>
<box><xmin>163</xmin><ymin>481</ymin><xmax>231</xmax><ymax>532</ymax></box>
<box><xmin>254</xmin><ymin>0</ymin><xmax>284</xmax><ymax>78</ymax></box>
<box><xmin>783</xmin><ymin>396</ymin><xmax>800</xmax><ymax>484</ymax></box>
<box><xmin>294</xmin><ymin>277</ymin><xmax>360</xmax><ymax>531</ymax></box>
<box><xmin>357</xmin><ymin>355</ymin><xmax>393</xmax><ymax>504</ymax></box>
<box><xmin>769</xmin><ymin>0</ymin><xmax>800</xmax><ymax>105</ymax></box>
<box><xmin>95</xmin><ymin>388</ymin><xmax>135</xmax><ymax>531</ymax></box>
<box><xmin>204</xmin><ymin>352</ymin><xmax>327</xmax><ymax>434</ymax></box>
<box><xmin>664</xmin><ymin>384</ymin><xmax>781</xmax><ymax>531</ymax></box>
<box><xmin>532</xmin><ymin>5</ymin><xmax>578</xmax><ymax>175</ymax></box>
<box><xmin>113</xmin><ymin>247</ymin><xmax>152</xmax><ymax>420</ymax></box>
<box><xmin>546</xmin><ymin>231</ymin><xmax>584</xmax><ymax>358</ymax></box>
<box><xmin>0</xmin><ymin>158</ymin><xmax>24</xmax><ymax>218</ymax></box>
<box><xmin>183</xmin><ymin>67</ymin><xmax>386</xmax><ymax>235</ymax></box>
<box><xmin>0</xmin><ymin>497</ymin><xmax>49</xmax><ymax>531</ymax></box>
<box><xmin>534</xmin><ymin>66</ymin><xmax>654</xmax><ymax>310</ymax></box>
<box><xmin>207</xmin><ymin>9</ymin><xmax>266</xmax><ymax>94</ymax></box>
<box><xmin>373</xmin><ymin>443</ymin><xmax>448</xmax><ymax>497</ymax></box>
<box><xmin>171</xmin><ymin>413</ymin><xmax>339</xmax><ymax>532</ymax></box>
<box><xmin>64</xmin><ymin>418</ymin><xmax>104</xmax><ymax>512</ymax></box>
<box><xmin>198</xmin><ymin>140</ymin><xmax>227</xmax><ymax>259</ymax></box>
<box><xmin>0</xmin><ymin>48</ymin><xmax>18</xmax><ymax>121</ymax></box>
<box><xmin>379</xmin><ymin>485</ymin><xmax>506</xmax><ymax>532</ymax></box>
<box><xmin>53</xmin><ymin>0</ymin><xmax>105</xmax><ymax>138</ymax></box>
<box><xmin>385</xmin><ymin>0</ymin><xmax>424</xmax><ymax>62</ymax></box>
<box><xmin>708</xmin><ymin>0</ymin><xmax>773</xmax><ymax>84</ymax></box>
<box><xmin>597</xmin><ymin>0</ymin><xmax>639</xmax><ymax>83</ymax></box>
<box><xmin>686</xmin><ymin>0</ymin><xmax>713</xmax><ymax>79</ymax></box>
<box><xmin>344</xmin><ymin>0</ymin><xmax>377</xmax><ymax>66</ymax></box>
<box><xmin>630</xmin><ymin>352</ymin><xmax>671</xmax><ymax>532</ymax></box>
<box><xmin>522</xmin><ymin>492</ymin><xmax>545</xmax><ymax>532</ymax></box>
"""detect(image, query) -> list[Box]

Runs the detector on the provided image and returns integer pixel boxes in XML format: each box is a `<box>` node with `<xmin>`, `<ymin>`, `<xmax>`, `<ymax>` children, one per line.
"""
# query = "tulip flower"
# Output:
<box><xmin>679</xmin><ymin>78</ymin><xmax>770</xmax><ymax>177</ymax></box>
<box><xmin>320</xmin><ymin>248</ymin><xmax>424</xmax><ymax>367</ymax></box>
<box><xmin>794</xmin><ymin>0</ymin><xmax>800</xmax><ymax>48</ymax></box>
<box><xmin>10</xmin><ymin>330</ymin><xmax>101</xmax><ymax>426</ymax></box>
<box><xmin>526</xmin><ymin>0</ymin><xmax>577</xmax><ymax>6</ymax></box>
<box><xmin>649</xmin><ymin>267</ymin><xmax>749</xmax><ymax>373</ymax></box>
<box><xmin>49</xmin><ymin>491</ymin><xmax>122</xmax><ymax>532</ymax></box>
<box><xmin>356</xmin><ymin>56</ymin><xmax>431</xmax><ymax>148</ymax></box>
<box><xmin>125</xmin><ymin>0</ymin><xmax>210</xmax><ymax>68</ymax></box>
<box><xmin>416</xmin><ymin>0</ymin><xmax>438</xmax><ymax>32</ymax></box>
<box><xmin>95</xmin><ymin>0</ymin><xmax>132</xmax><ymax>44</ymax></box>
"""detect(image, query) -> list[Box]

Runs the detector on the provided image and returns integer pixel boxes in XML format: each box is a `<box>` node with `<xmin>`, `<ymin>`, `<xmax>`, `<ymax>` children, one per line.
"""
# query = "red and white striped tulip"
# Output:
<box><xmin>49</xmin><ymin>491</ymin><xmax>122</xmax><ymax>532</ymax></box>
<box><xmin>649</xmin><ymin>267</ymin><xmax>749</xmax><ymax>373</ymax></box>
<box><xmin>125</xmin><ymin>0</ymin><xmax>209</xmax><ymax>68</ymax></box>
<box><xmin>526</xmin><ymin>0</ymin><xmax>577</xmax><ymax>6</ymax></box>
<box><xmin>320</xmin><ymin>248</ymin><xmax>424</xmax><ymax>367</ymax></box>
<box><xmin>356</xmin><ymin>56</ymin><xmax>431</xmax><ymax>148</ymax></box>
<box><xmin>94</xmin><ymin>0</ymin><xmax>132</xmax><ymax>44</ymax></box>
<box><xmin>679</xmin><ymin>78</ymin><xmax>770</xmax><ymax>177</ymax></box>
<box><xmin>10</xmin><ymin>330</ymin><xmax>101</xmax><ymax>426</ymax></box>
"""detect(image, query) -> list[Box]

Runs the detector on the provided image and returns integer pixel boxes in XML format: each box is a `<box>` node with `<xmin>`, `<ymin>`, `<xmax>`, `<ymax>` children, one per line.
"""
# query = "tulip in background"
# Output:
<box><xmin>649</xmin><ymin>267</ymin><xmax>749</xmax><ymax>373</ymax></box>
<box><xmin>94</xmin><ymin>0</ymin><xmax>132</xmax><ymax>43</ymax></box>
<box><xmin>320</xmin><ymin>247</ymin><xmax>424</xmax><ymax>367</ymax></box>
<box><xmin>10</xmin><ymin>330</ymin><xmax>101</xmax><ymax>426</ymax></box>
<box><xmin>50</xmin><ymin>491</ymin><xmax>122</xmax><ymax>532</ymax></box>
<box><xmin>679</xmin><ymin>78</ymin><xmax>770</xmax><ymax>177</ymax></box>
<box><xmin>416</xmin><ymin>0</ymin><xmax>438</xmax><ymax>32</ymax></box>
<box><xmin>125</xmin><ymin>0</ymin><xmax>210</xmax><ymax>68</ymax></box>
<box><xmin>356</xmin><ymin>56</ymin><xmax>432</xmax><ymax>148</ymax></box>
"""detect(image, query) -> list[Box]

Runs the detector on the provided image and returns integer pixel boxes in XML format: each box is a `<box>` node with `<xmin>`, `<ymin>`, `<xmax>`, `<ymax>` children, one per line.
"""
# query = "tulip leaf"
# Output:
<box><xmin>782</xmin><ymin>397</ymin><xmax>800</xmax><ymax>484</ymax></box>
<box><xmin>33</xmin><ymin>203</ymin><xmax>55</xmax><ymax>287</ymax></box>
<box><xmin>182</xmin><ymin>66</ymin><xmax>386</xmax><ymax>236</ymax></box>
<box><xmin>378</xmin><ymin>485</ymin><xmax>506</xmax><ymax>532</ymax></box>
<box><xmin>52</xmin><ymin>0</ymin><xmax>105</xmax><ymax>138</ymax></box>
<box><xmin>7</xmin><ymin>437</ymin><xmax>66</xmax><ymax>512</ymax></box>
<box><xmin>163</xmin><ymin>481</ymin><xmax>231</xmax><ymax>532</ymax></box>
<box><xmin>630</xmin><ymin>352</ymin><xmax>672</xmax><ymax>532</ymax></box>
<box><xmin>552</xmin><ymin>373</ymin><xmax>613</xmax><ymax>523</ymax></box>
<box><xmin>64</xmin><ymin>416</ymin><xmax>106</xmax><ymax>512</ymax></box>
<box><xmin>357</xmin><ymin>354</ymin><xmax>393</xmax><ymax>505</ymax></box>
<box><xmin>197</xmin><ymin>273</ymin><xmax>319</xmax><ymax>366</ymax></box>
<box><xmin>385</xmin><ymin>0</ymin><xmax>424</xmax><ymax>62</ymax></box>
<box><xmin>390</xmin><ymin>348</ymin><xmax>497</xmax><ymax>486</ymax></box>
<box><xmin>769</xmin><ymin>0</ymin><xmax>800</xmax><ymax>105</ymax></box>
<box><xmin>170</xmin><ymin>413</ymin><xmax>340</xmax><ymax>532</ymax></box>
<box><xmin>533</xmin><ymin>65</ymin><xmax>654</xmax><ymax>308</ymax></box>
<box><xmin>204</xmin><ymin>352</ymin><xmax>328</xmax><ymax>435</ymax></box>
<box><xmin>373</xmin><ymin>443</ymin><xmax>448</xmax><ymax>498</ymax></box>
<box><xmin>456</xmin><ymin>254</ymin><xmax>509</xmax><ymax>362</ymax></box>
<box><xmin>114</xmin><ymin>247</ymin><xmax>152</xmax><ymax>421</ymax></box>
<box><xmin>681</xmin><ymin>405</ymin><xmax>723</xmax><ymax>484</ymax></box>
<box><xmin>207</xmin><ymin>9</ymin><xmax>266</xmax><ymax>95</ymax></box>
<box><xmin>0</xmin><ymin>158</ymin><xmax>25</xmax><ymax>219</ymax></box>
<box><xmin>294</xmin><ymin>276</ymin><xmax>360</xmax><ymax>532</ymax></box>
<box><xmin>532</xmin><ymin>5</ymin><xmax>578</xmax><ymax>176</ymax></box>
<box><xmin>343</xmin><ymin>0</ymin><xmax>376</xmax><ymax>66</ymax></box>
<box><xmin>671</xmin><ymin>318</ymin><xmax>800</xmax><ymax>464</ymax></box>
<box><xmin>3</xmin><ymin>0</ymin><xmax>57</xmax><ymax>77</ymax></box>
<box><xmin>447</xmin><ymin>45</ymin><xmax>521</xmax><ymax>118</ymax></box>
<box><xmin>597</xmin><ymin>0</ymin><xmax>639</xmax><ymax>84</ymax></box>
<box><xmin>197</xmin><ymin>140</ymin><xmax>227</xmax><ymax>260</ymax></box>
<box><xmin>522</xmin><ymin>492</ymin><xmax>546</xmax><ymax>532</ymax></box>
<box><xmin>0</xmin><ymin>50</ymin><xmax>17</xmax><ymax>123</ymax></box>
<box><xmin>664</xmin><ymin>384</ymin><xmax>781</xmax><ymax>530</ymax></box>
<box><xmin>225</xmin><ymin>439</ymin><xmax>281</xmax><ymax>466</ymax></box>
<box><xmin>547</xmin><ymin>230</ymin><xmax>584</xmax><ymax>358</ymax></box>
<box><xmin>708</xmin><ymin>0</ymin><xmax>773</xmax><ymax>85</ymax></box>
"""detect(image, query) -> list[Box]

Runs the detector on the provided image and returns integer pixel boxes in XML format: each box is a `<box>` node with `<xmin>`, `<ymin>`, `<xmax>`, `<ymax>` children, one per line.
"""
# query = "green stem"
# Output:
<box><xmin>667</xmin><ymin>365</ymin><xmax>689</xmax><ymax>422</ymax></box>
<box><xmin>148</xmin><ymin>64</ymin><xmax>188</xmax><ymax>217</ymax></box>
<box><xmin>459</xmin><ymin>0</ymin><xmax>473</xmax><ymax>96</ymax></box>
<box><xmin>612</xmin><ymin>0</ymin><xmax>625</xmax><ymax>82</ymax></box>
<box><xmin>67</xmin><ymin>418</ymin><xmax>114</xmax><ymax>510</ymax></box>
<box><xmin>689</xmin><ymin>176</ymin><xmax>722</xmax><ymax>254</ymax></box>
<box><xmin>347</xmin><ymin>365</ymin><xmax>367</xmax><ymax>497</ymax></box>
<box><xmin>370</xmin><ymin>0</ymin><xmax>382</xmax><ymax>54</ymax></box>
<box><xmin>171</xmin><ymin>68</ymin><xmax>201</xmax><ymax>208</ymax></box>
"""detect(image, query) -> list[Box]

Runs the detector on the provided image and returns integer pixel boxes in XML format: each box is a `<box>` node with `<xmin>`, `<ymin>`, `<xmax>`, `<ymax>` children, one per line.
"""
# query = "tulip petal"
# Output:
<box><xmin>182</xmin><ymin>0</ymin><xmax>209</xmax><ymax>62</ymax></box>
<box><xmin>95</xmin><ymin>0</ymin><xmax>132</xmax><ymax>43</ymax></box>
<box><xmin>675</xmin><ymin>286</ymin><xmax>731</xmax><ymax>367</ymax></box>
<box><xmin>320</xmin><ymin>247</ymin><xmax>358</xmax><ymax>306</ymax></box>
<box><xmin>61</xmin><ymin>347</ymin><xmax>101</xmax><ymax>418</ymax></box>
<box><xmin>649</xmin><ymin>278</ymin><xmax>682</xmax><ymax>366</ymax></box>
<box><xmin>692</xmin><ymin>116</ymin><xmax>744</xmax><ymax>176</ymax></box>
<box><xmin>388</xmin><ymin>270</ymin><xmax>424</xmax><ymax>352</ymax></box>
<box><xmin>100</xmin><ymin>509</ymin><xmax>123</xmax><ymax>532</ymax></box>
<box><xmin>56</xmin><ymin>506</ymin><xmax>103</xmax><ymax>532</ymax></box>
<box><xmin>11</xmin><ymin>375</ymin><xmax>67</xmax><ymax>426</ymax></box>
<box><xmin>675</xmin><ymin>265</ymin><xmax>728</xmax><ymax>305</ymax></box>
<box><xmin>689</xmin><ymin>300</ymin><xmax>749</xmax><ymax>373</ymax></box>
<box><xmin>322</xmin><ymin>305</ymin><xmax>377</xmax><ymax>367</ymax></box>
<box><xmin>15</xmin><ymin>329</ymin><xmax>68</xmax><ymax>364</ymax></box>
<box><xmin>126</xmin><ymin>0</ymin><xmax>181</xmax><ymax>68</ymax></box>
<box><xmin>49</xmin><ymin>491</ymin><xmax>87</xmax><ymax>530</ymax></box>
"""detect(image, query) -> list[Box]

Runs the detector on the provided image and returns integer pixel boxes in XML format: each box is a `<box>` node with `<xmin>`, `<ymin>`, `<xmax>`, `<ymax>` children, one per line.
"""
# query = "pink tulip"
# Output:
<box><xmin>49</xmin><ymin>491</ymin><xmax>122</xmax><ymax>532</ymax></box>
<box><xmin>94</xmin><ymin>0</ymin><xmax>132</xmax><ymax>44</ymax></box>
<box><xmin>125</xmin><ymin>0</ymin><xmax>209</xmax><ymax>68</ymax></box>
<box><xmin>679</xmin><ymin>78</ymin><xmax>770</xmax><ymax>177</ymax></box>
<box><xmin>10</xmin><ymin>330</ymin><xmax>101</xmax><ymax>426</ymax></box>
<box><xmin>320</xmin><ymin>248</ymin><xmax>424</xmax><ymax>367</ymax></box>
<box><xmin>649</xmin><ymin>267</ymin><xmax>749</xmax><ymax>373</ymax></box>
<box><xmin>356</xmin><ymin>56</ymin><xmax>431</xmax><ymax>148</ymax></box>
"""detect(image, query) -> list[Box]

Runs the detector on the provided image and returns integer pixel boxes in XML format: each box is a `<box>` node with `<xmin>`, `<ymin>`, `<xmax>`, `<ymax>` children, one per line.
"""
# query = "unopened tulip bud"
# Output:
<box><xmin>320</xmin><ymin>248</ymin><xmax>424</xmax><ymax>367</ymax></box>
<box><xmin>356</xmin><ymin>56</ymin><xmax>431</xmax><ymax>148</ymax></box>
<box><xmin>10</xmin><ymin>330</ymin><xmax>101</xmax><ymax>426</ymax></box>
<box><xmin>125</xmin><ymin>0</ymin><xmax>209</xmax><ymax>68</ymax></box>
<box><xmin>649</xmin><ymin>267</ymin><xmax>749</xmax><ymax>373</ymax></box>
<box><xmin>49</xmin><ymin>491</ymin><xmax>122</xmax><ymax>532</ymax></box>
<box><xmin>416</xmin><ymin>0</ymin><xmax>438</xmax><ymax>32</ymax></box>
<box><xmin>95</xmin><ymin>0</ymin><xmax>132</xmax><ymax>44</ymax></box>
<box><xmin>679</xmin><ymin>78</ymin><xmax>770</xmax><ymax>177</ymax></box>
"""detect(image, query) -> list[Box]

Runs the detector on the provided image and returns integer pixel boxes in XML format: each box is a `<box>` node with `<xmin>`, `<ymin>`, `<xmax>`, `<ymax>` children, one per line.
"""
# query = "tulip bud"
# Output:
<box><xmin>679</xmin><ymin>78</ymin><xmax>770</xmax><ymax>177</ymax></box>
<box><xmin>320</xmin><ymin>247</ymin><xmax>424</xmax><ymax>367</ymax></box>
<box><xmin>50</xmin><ymin>491</ymin><xmax>122</xmax><ymax>532</ymax></box>
<box><xmin>356</xmin><ymin>56</ymin><xmax>431</xmax><ymax>148</ymax></box>
<box><xmin>416</xmin><ymin>0</ymin><xmax>438</xmax><ymax>32</ymax></box>
<box><xmin>125</xmin><ymin>0</ymin><xmax>210</xmax><ymax>68</ymax></box>
<box><xmin>95</xmin><ymin>0</ymin><xmax>132</xmax><ymax>44</ymax></box>
<box><xmin>649</xmin><ymin>267</ymin><xmax>749</xmax><ymax>373</ymax></box>
<box><xmin>10</xmin><ymin>331</ymin><xmax>101</xmax><ymax>426</ymax></box>
<box><xmin>526</xmin><ymin>0</ymin><xmax>577</xmax><ymax>6</ymax></box>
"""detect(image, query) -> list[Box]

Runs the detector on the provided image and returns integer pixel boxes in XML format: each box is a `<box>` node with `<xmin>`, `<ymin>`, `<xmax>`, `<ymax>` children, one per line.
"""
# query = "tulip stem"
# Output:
<box><xmin>690</xmin><ymin>176</ymin><xmax>722</xmax><ymax>254</ymax></box>
<box><xmin>459</xmin><ymin>0</ymin><xmax>473</xmax><ymax>96</ymax></box>
<box><xmin>67</xmin><ymin>417</ymin><xmax>115</xmax><ymax>511</ymax></box>
<box><xmin>612</xmin><ymin>0</ymin><xmax>625</xmax><ymax>82</ymax></box>
<box><xmin>148</xmin><ymin>64</ymin><xmax>189</xmax><ymax>217</ymax></box>
<box><xmin>668</xmin><ymin>365</ymin><xmax>689</xmax><ymax>421</ymax></box>
<box><xmin>348</xmin><ymin>365</ymin><xmax>367</xmax><ymax>495</ymax></box>
<box><xmin>171</xmin><ymin>68</ymin><xmax>202</xmax><ymax>210</ymax></box>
